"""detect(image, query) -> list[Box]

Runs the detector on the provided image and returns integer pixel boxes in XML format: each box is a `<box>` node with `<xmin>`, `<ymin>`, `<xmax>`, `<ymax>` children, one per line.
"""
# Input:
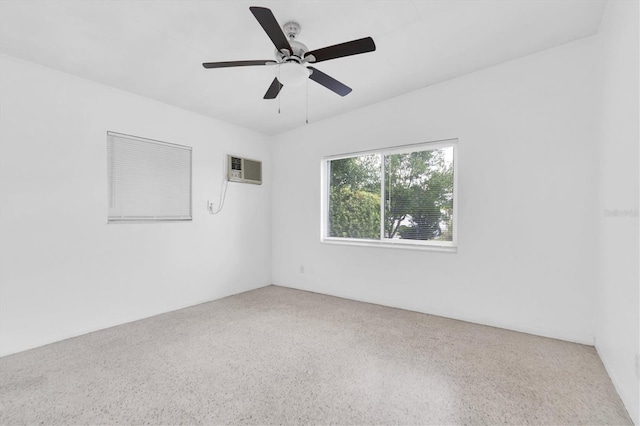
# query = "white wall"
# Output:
<box><xmin>0</xmin><ymin>55</ymin><xmax>272</xmax><ymax>357</ymax></box>
<box><xmin>595</xmin><ymin>0</ymin><xmax>639</xmax><ymax>423</ymax></box>
<box><xmin>271</xmin><ymin>36</ymin><xmax>600</xmax><ymax>345</ymax></box>
<box><xmin>0</xmin><ymin>9</ymin><xmax>636</xmax><ymax>420</ymax></box>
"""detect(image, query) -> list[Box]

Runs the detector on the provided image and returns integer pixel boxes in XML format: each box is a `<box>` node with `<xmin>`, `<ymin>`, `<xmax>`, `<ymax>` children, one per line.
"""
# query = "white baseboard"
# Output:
<box><xmin>274</xmin><ymin>283</ymin><xmax>595</xmax><ymax>346</ymax></box>
<box><xmin>0</xmin><ymin>282</ymin><xmax>272</xmax><ymax>358</ymax></box>
<box><xmin>596</xmin><ymin>345</ymin><xmax>638</xmax><ymax>425</ymax></box>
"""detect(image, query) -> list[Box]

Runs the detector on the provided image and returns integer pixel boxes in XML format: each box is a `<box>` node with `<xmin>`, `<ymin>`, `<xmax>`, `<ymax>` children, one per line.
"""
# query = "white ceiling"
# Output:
<box><xmin>0</xmin><ymin>0</ymin><xmax>606</xmax><ymax>135</ymax></box>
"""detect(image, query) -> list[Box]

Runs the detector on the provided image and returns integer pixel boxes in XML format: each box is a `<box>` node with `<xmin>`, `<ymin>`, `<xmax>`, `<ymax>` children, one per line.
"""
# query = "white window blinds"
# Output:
<box><xmin>107</xmin><ymin>132</ymin><xmax>192</xmax><ymax>222</ymax></box>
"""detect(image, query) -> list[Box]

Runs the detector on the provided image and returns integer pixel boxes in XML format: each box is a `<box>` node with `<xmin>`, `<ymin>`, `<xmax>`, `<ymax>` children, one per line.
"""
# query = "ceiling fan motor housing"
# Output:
<box><xmin>275</xmin><ymin>22</ymin><xmax>308</xmax><ymax>63</ymax></box>
<box><xmin>275</xmin><ymin>40</ymin><xmax>309</xmax><ymax>63</ymax></box>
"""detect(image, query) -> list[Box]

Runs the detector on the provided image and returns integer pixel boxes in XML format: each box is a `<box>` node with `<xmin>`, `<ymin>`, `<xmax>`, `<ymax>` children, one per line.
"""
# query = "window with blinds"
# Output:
<box><xmin>323</xmin><ymin>140</ymin><xmax>457</xmax><ymax>249</ymax></box>
<box><xmin>107</xmin><ymin>132</ymin><xmax>192</xmax><ymax>223</ymax></box>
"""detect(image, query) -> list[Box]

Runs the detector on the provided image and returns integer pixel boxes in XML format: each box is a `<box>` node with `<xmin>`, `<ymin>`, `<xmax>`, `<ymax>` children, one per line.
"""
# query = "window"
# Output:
<box><xmin>322</xmin><ymin>140</ymin><xmax>457</xmax><ymax>250</ymax></box>
<box><xmin>107</xmin><ymin>131</ymin><xmax>192</xmax><ymax>223</ymax></box>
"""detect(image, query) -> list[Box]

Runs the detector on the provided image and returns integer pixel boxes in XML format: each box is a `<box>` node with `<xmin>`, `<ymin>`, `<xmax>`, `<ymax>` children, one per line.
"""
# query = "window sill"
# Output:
<box><xmin>321</xmin><ymin>238</ymin><xmax>457</xmax><ymax>253</ymax></box>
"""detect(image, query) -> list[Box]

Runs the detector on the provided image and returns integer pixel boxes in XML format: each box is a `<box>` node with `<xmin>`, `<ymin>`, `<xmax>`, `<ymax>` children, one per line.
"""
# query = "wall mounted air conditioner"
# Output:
<box><xmin>227</xmin><ymin>155</ymin><xmax>262</xmax><ymax>185</ymax></box>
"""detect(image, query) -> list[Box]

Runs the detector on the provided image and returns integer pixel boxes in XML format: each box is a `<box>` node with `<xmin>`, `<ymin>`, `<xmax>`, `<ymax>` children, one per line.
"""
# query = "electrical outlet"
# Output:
<box><xmin>207</xmin><ymin>201</ymin><xmax>213</xmax><ymax>214</ymax></box>
<box><xmin>300</xmin><ymin>265</ymin><xmax>305</xmax><ymax>273</ymax></box>
<box><xmin>635</xmin><ymin>354</ymin><xmax>640</xmax><ymax>379</ymax></box>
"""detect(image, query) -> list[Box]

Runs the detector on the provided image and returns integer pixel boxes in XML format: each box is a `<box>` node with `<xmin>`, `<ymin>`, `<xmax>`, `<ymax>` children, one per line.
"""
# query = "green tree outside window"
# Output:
<box><xmin>327</xmin><ymin>146</ymin><xmax>454</xmax><ymax>243</ymax></box>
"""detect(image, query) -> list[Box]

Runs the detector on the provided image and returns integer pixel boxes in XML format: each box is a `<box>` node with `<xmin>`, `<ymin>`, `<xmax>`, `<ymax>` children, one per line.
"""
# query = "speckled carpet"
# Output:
<box><xmin>0</xmin><ymin>285</ymin><xmax>632</xmax><ymax>425</ymax></box>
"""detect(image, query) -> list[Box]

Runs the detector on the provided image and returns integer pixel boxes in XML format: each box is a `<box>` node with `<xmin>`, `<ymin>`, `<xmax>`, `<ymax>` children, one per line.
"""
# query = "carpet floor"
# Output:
<box><xmin>0</xmin><ymin>285</ymin><xmax>632</xmax><ymax>425</ymax></box>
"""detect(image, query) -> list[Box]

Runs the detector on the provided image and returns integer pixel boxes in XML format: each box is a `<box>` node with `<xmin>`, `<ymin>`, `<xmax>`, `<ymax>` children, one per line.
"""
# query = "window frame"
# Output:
<box><xmin>321</xmin><ymin>139</ymin><xmax>458</xmax><ymax>252</ymax></box>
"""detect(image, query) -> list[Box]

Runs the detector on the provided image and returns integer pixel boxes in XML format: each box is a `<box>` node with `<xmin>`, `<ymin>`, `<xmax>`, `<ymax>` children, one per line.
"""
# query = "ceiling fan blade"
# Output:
<box><xmin>249</xmin><ymin>6</ymin><xmax>293</xmax><ymax>54</ymax></box>
<box><xmin>202</xmin><ymin>60</ymin><xmax>276</xmax><ymax>69</ymax></box>
<box><xmin>305</xmin><ymin>37</ymin><xmax>376</xmax><ymax>63</ymax></box>
<box><xmin>263</xmin><ymin>77</ymin><xmax>284</xmax><ymax>99</ymax></box>
<box><xmin>308</xmin><ymin>67</ymin><xmax>352</xmax><ymax>97</ymax></box>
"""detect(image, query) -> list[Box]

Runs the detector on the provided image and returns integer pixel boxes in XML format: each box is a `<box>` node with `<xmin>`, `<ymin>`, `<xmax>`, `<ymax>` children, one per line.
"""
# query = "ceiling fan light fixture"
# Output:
<box><xmin>277</xmin><ymin>62</ymin><xmax>310</xmax><ymax>87</ymax></box>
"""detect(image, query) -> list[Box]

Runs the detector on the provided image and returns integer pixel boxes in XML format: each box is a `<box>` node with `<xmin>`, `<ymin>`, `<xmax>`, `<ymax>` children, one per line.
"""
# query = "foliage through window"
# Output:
<box><xmin>324</xmin><ymin>141</ymin><xmax>456</xmax><ymax>248</ymax></box>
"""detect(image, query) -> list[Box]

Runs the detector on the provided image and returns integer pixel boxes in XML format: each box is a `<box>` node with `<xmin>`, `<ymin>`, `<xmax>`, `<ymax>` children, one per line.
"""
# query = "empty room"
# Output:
<box><xmin>0</xmin><ymin>0</ymin><xmax>638</xmax><ymax>424</ymax></box>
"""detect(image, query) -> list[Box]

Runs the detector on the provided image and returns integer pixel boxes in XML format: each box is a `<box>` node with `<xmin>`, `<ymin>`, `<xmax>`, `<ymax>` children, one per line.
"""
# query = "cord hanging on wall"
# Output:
<box><xmin>208</xmin><ymin>155</ymin><xmax>230</xmax><ymax>215</ymax></box>
<box><xmin>208</xmin><ymin>177</ymin><xmax>228</xmax><ymax>215</ymax></box>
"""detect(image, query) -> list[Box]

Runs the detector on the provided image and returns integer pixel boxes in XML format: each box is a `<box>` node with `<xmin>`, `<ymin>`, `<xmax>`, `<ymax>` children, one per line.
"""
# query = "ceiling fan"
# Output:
<box><xmin>202</xmin><ymin>6</ymin><xmax>376</xmax><ymax>99</ymax></box>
